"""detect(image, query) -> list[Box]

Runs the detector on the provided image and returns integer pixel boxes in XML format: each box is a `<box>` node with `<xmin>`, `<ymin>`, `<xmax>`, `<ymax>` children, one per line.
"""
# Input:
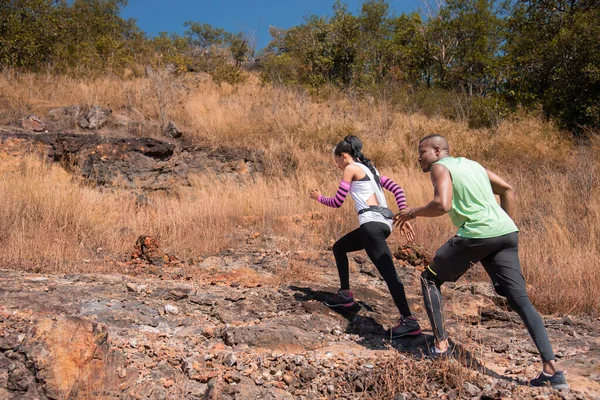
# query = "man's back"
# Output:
<box><xmin>434</xmin><ymin>157</ymin><xmax>518</xmax><ymax>238</ymax></box>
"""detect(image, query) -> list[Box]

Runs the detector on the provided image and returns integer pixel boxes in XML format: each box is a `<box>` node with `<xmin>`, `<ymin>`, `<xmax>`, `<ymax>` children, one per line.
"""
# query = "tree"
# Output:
<box><xmin>504</xmin><ymin>0</ymin><xmax>600</xmax><ymax>131</ymax></box>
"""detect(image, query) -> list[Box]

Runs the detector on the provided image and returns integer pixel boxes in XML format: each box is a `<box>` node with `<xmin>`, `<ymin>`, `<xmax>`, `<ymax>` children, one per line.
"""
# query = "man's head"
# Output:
<box><xmin>418</xmin><ymin>134</ymin><xmax>449</xmax><ymax>172</ymax></box>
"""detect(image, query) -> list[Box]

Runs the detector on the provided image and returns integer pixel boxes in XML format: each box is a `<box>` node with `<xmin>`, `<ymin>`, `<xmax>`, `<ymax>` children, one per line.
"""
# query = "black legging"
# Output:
<box><xmin>421</xmin><ymin>232</ymin><xmax>555</xmax><ymax>362</ymax></box>
<box><xmin>333</xmin><ymin>221</ymin><xmax>412</xmax><ymax>317</ymax></box>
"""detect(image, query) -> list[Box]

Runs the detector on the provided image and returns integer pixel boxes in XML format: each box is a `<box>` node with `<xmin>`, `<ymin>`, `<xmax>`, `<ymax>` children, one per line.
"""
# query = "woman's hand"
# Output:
<box><xmin>309</xmin><ymin>189</ymin><xmax>322</xmax><ymax>201</ymax></box>
<box><xmin>400</xmin><ymin>221</ymin><xmax>415</xmax><ymax>242</ymax></box>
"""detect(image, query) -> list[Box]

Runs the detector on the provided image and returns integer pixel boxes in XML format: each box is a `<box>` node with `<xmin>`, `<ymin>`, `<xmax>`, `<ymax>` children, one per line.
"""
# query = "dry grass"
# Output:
<box><xmin>0</xmin><ymin>70</ymin><xmax>598</xmax><ymax>315</ymax></box>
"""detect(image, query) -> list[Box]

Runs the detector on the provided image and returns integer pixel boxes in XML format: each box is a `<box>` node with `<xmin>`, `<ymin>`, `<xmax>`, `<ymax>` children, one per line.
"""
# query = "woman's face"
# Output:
<box><xmin>334</xmin><ymin>153</ymin><xmax>349</xmax><ymax>171</ymax></box>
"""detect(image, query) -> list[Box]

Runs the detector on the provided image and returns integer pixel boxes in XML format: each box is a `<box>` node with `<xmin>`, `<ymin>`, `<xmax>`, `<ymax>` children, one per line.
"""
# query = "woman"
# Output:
<box><xmin>310</xmin><ymin>135</ymin><xmax>421</xmax><ymax>338</ymax></box>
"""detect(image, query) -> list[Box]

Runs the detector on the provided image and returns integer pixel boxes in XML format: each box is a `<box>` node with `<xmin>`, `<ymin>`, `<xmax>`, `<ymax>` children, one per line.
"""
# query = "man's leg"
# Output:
<box><xmin>423</xmin><ymin>236</ymin><xmax>484</xmax><ymax>351</ymax></box>
<box><xmin>481</xmin><ymin>232</ymin><xmax>557</xmax><ymax>369</ymax></box>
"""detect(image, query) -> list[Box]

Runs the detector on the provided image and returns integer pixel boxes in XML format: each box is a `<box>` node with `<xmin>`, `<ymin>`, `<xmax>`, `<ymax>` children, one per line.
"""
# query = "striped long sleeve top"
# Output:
<box><xmin>317</xmin><ymin>176</ymin><xmax>407</xmax><ymax>210</ymax></box>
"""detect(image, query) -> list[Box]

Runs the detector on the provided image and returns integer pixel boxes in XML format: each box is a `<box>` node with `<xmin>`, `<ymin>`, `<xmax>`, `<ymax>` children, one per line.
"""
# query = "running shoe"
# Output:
<box><xmin>386</xmin><ymin>315</ymin><xmax>422</xmax><ymax>338</ymax></box>
<box><xmin>530</xmin><ymin>371</ymin><xmax>569</xmax><ymax>390</ymax></box>
<box><xmin>427</xmin><ymin>344</ymin><xmax>453</xmax><ymax>360</ymax></box>
<box><xmin>325</xmin><ymin>289</ymin><xmax>356</xmax><ymax>308</ymax></box>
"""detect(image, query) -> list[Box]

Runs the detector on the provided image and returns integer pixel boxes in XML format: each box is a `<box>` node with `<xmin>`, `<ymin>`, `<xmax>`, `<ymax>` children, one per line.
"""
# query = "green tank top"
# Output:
<box><xmin>434</xmin><ymin>157</ymin><xmax>518</xmax><ymax>238</ymax></box>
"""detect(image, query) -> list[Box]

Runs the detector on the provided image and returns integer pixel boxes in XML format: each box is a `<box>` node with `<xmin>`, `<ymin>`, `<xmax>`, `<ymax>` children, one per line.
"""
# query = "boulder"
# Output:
<box><xmin>20</xmin><ymin>316</ymin><xmax>108</xmax><ymax>399</ymax></box>
<box><xmin>163</xmin><ymin>121</ymin><xmax>182</xmax><ymax>138</ymax></box>
<box><xmin>78</xmin><ymin>105</ymin><xmax>112</xmax><ymax>130</ymax></box>
<box><xmin>20</xmin><ymin>115</ymin><xmax>46</xmax><ymax>132</ymax></box>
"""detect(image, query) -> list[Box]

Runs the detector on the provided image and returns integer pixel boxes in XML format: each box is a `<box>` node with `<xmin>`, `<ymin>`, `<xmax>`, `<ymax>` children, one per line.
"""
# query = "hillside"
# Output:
<box><xmin>0</xmin><ymin>70</ymin><xmax>599</xmax><ymax>399</ymax></box>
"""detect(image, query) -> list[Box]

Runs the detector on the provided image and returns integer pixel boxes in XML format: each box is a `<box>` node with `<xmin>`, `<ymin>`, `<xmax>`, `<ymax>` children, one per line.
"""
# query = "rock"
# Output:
<box><xmin>145</xmin><ymin>65</ymin><xmax>155</xmax><ymax>77</ymax></box>
<box><xmin>164</xmin><ymin>304</ymin><xmax>179</xmax><ymax>315</ymax></box>
<box><xmin>78</xmin><ymin>105</ymin><xmax>112</xmax><ymax>130</ymax></box>
<box><xmin>132</xmin><ymin>235</ymin><xmax>168</xmax><ymax>266</ymax></box>
<box><xmin>0</xmin><ymin>132</ymin><xmax>263</xmax><ymax>190</ymax></box>
<box><xmin>463</xmin><ymin>382</ymin><xmax>480</xmax><ymax>396</ymax></box>
<box><xmin>282</xmin><ymin>374</ymin><xmax>294</xmax><ymax>386</ymax></box>
<box><xmin>20</xmin><ymin>316</ymin><xmax>109</xmax><ymax>399</ymax></box>
<box><xmin>125</xmin><ymin>282</ymin><xmax>140</xmax><ymax>292</ymax></box>
<box><xmin>202</xmin><ymin>326</ymin><xmax>215</xmax><ymax>338</ymax></box>
<box><xmin>393</xmin><ymin>243</ymin><xmax>431</xmax><ymax>267</ymax></box>
<box><xmin>223</xmin><ymin>352</ymin><xmax>237</xmax><ymax>367</ymax></box>
<box><xmin>163</xmin><ymin>121</ymin><xmax>182</xmax><ymax>139</ymax></box>
<box><xmin>0</xmin><ymin>333</ymin><xmax>23</xmax><ymax>350</ymax></box>
<box><xmin>20</xmin><ymin>115</ymin><xmax>46</xmax><ymax>132</ymax></box>
<box><xmin>48</xmin><ymin>105</ymin><xmax>81</xmax><ymax>120</ymax></box>
<box><xmin>7</xmin><ymin>362</ymin><xmax>33</xmax><ymax>392</ymax></box>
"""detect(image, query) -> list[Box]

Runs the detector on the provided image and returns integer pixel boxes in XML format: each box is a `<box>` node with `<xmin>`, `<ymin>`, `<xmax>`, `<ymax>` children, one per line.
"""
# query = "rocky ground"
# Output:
<box><xmin>1</xmin><ymin>239</ymin><xmax>599</xmax><ymax>399</ymax></box>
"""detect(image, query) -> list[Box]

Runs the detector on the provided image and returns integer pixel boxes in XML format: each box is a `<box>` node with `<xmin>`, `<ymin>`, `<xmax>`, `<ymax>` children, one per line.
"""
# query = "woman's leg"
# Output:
<box><xmin>360</xmin><ymin>222</ymin><xmax>412</xmax><ymax>317</ymax></box>
<box><xmin>332</xmin><ymin>227</ymin><xmax>364</xmax><ymax>290</ymax></box>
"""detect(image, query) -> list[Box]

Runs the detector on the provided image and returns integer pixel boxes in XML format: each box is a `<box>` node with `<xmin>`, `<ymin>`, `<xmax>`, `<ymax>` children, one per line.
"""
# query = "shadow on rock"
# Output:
<box><xmin>289</xmin><ymin>285</ymin><xmax>430</xmax><ymax>353</ymax></box>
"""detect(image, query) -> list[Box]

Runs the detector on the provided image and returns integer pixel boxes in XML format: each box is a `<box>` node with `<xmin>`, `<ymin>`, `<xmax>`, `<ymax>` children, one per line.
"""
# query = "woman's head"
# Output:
<box><xmin>334</xmin><ymin>135</ymin><xmax>362</xmax><ymax>158</ymax></box>
<box><xmin>333</xmin><ymin>135</ymin><xmax>361</xmax><ymax>170</ymax></box>
<box><xmin>333</xmin><ymin>135</ymin><xmax>380</xmax><ymax>186</ymax></box>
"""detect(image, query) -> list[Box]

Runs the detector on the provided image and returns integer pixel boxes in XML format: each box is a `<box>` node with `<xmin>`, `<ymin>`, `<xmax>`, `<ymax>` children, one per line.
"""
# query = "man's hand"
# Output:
<box><xmin>400</xmin><ymin>220</ymin><xmax>415</xmax><ymax>242</ymax></box>
<box><xmin>309</xmin><ymin>189</ymin><xmax>322</xmax><ymax>201</ymax></box>
<box><xmin>394</xmin><ymin>208</ymin><xmax>416</xmax><ymax>230</ymax></box>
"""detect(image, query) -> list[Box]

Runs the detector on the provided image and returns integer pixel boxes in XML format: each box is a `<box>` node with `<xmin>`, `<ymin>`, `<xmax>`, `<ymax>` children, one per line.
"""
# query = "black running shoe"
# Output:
<box><xmin>325</xmin><ymin>289</ymin><xmax>356</xmax><ymax>308</ymax></box>
<box><xmin>427</xmin><ymin>344</ymin><xmax>453</xmax><ymax>360</ymax></box>
<box><xmin>530</xmin><ymin>371</ymin><xmax>569</xmax><ymax>390</ymax></box>
<box><xmin>385</xmin><ymin>316</ymin><xmax>422</xmax><ymax>338</ymax></box>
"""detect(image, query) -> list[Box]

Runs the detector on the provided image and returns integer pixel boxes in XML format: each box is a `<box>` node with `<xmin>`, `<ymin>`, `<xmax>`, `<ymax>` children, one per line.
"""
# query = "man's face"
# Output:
<box><xmin>418</xmin><ymin>140</ymin><xmax>439</xmax><ymax>172</ymax></box>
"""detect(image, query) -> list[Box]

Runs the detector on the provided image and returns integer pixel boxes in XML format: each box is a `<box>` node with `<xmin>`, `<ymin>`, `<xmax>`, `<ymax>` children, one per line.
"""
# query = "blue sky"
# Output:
<box><xmin>121</xmin><ymin>0</ymin><xmax>423</xmax><ymax>50</ymax></box>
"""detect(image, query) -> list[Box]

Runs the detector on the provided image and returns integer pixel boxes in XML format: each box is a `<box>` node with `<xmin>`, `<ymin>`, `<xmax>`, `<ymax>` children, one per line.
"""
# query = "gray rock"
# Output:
<box><xmin>20</xmin><ymin>115</ymin><xmax>46</xmax><ymax>132</ymax></box>
<box><xmin>78</xmin><ymin>105</ymin><xmax>112</xmax><ymax>130</ymax></box>
<box><xmin>164</xmin><ymin>304</ymin><xmax>179</xmax><ymax>315</ymax></box>
<box><xmin>463</xmin><ymin>382</ymin><xmax>480</xmax><ymax>396</ymax></box>
<box><xmin>223</xmin><ymin>352</ymin><xmax>237</xmax><ymax>367</ymax></box>
<box><xmin>163</xmin><ymin>121</ymin><xmax>182</xmax><ymax>139</ymax></box>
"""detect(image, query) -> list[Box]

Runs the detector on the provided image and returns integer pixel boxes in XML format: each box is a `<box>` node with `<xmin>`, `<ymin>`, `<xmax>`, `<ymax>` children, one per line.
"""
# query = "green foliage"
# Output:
<box><xmin>503</xmin><ymin>0</ymin><xmax>600</xmax><ymax>132</ymax></box>
<box><xmin>184</xmin><ymin>21</ymin><xmax>253</xmax><ymax>84</ymax></box>
<box><xmin>210</xmin><ymin>62</ymin><xmax>247</xmax><ymax>86</ymax></box>
<box><xmin>0</xmin><ymin>0</ymin><xmax>148</xmax><ymax>73</ymax></box>
<box><xmin>1</xmin><ymin>0</ymin><xmax>598</xmax><ymax>132</ymax></box>
<box><xmin>151</xmin><ymin>33</ymin><xmax>191</xmax><ymax>72</ymax></box>
<box><xmin>261</xmin><ymin>0</ymin><xmax>599</xmax><ymax>133</ymax></box>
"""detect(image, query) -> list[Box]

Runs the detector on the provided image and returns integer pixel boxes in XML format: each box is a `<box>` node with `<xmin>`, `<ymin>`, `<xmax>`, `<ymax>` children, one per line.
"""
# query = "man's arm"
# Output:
<box><xmin>486</xmin><ymin>169</ymin><xmax>516</xmax><ymax>217</ymax></box>
<box><xmin>411</xmin><ymin>163</ymin><xmax>453</xmax><ymax>217</ymax></box>
<box><xmin>394</xmin><ymin>164</ymin><xmax>452</xmax><ymax>227</ymax></box>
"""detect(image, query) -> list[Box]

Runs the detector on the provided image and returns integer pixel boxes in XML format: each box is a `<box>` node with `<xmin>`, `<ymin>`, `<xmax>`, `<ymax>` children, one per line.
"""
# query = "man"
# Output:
<box><xmin>395</xmin><ymin>134</ymin><xmax>568</xmax><ymax>390</ymax></box>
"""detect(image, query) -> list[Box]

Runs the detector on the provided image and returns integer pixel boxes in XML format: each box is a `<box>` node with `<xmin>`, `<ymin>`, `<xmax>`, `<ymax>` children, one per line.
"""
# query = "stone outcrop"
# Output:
<box><xmin>78</xmin><ymin>105</ymin><xmax>112</xmax><ymax>130</ymax></box>
<box><xmin>0</xmin><ymin>132</ymin><xmax>263</xmax><ymax>190</ymax></box>
<box><xmin>20</xmin><ymin>115</ymin><xmax>46</xmax><ymax>132</ymax></box>
<box><xmin>20</xmin><ymin>317</ymin><xmax>109</xmax><ymax>399</ymax></box>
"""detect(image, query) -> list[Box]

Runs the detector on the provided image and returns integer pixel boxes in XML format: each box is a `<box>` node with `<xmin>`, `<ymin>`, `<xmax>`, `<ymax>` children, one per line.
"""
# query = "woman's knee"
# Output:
<box><xmin>332</xmin><ymin>240</ymin><xmax>346</xmax><ymax>256</ymax></box>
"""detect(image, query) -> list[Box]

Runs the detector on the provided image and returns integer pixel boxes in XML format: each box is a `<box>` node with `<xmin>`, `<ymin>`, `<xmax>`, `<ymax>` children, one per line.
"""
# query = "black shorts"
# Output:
<box><xmin>428</xmin><ymin>231</ymin><xmax>525</xmax><ymax>296</ymax></box>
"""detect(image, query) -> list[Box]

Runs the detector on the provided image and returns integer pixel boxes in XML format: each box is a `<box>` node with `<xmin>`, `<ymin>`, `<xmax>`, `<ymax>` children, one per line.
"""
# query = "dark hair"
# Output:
<box><xmin>334</xmin><ymin>135</ymin><xmax>381</xmax><ymax>187</ymax></box>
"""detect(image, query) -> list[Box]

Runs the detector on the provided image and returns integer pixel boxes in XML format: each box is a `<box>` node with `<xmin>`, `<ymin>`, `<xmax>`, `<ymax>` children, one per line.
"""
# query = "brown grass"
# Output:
<box><xmin>0</xmin><ymin>69</ymin><xmax>598</xmax><ymax>315</ymax></box>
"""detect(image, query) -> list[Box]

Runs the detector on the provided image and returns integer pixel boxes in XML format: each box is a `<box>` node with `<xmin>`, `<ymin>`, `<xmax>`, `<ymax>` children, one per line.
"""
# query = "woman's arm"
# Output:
<box><xmin>310</xmin><ymin>180</ymin><xmax>351</xmax><ymax>208</ymax></box>
<box><xmin>380</xmin><ymin>175</ymin><xmax>407</xmax><ymax>211</ymax></box>
<box><xmin>309</xmin><ymin>164</ymin><xmax>358</xmax><ymax>208</ymax></box>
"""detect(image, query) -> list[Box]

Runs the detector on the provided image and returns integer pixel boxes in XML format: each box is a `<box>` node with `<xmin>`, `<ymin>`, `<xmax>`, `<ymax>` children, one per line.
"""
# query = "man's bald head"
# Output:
<box><xmin>417</xmin><ymin>134</ymin><xmax>450</xmax><ymax>172</ymax></box>
<box><xmin>419</xmin><ymin>134</ymin><xmax>449</xmax><ymax>152</ymax></box>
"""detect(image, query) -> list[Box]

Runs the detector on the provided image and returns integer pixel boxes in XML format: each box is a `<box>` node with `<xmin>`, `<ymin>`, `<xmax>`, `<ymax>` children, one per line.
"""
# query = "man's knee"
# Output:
<box><xmin>421</xmin><ymin>268</ymin><xmax>443</xmax><ymax>288</ymax></box>
<box><xmin>504</xmin><ymin>289</ymin><xmax>532</xmax><ymax>311</ymax></box>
